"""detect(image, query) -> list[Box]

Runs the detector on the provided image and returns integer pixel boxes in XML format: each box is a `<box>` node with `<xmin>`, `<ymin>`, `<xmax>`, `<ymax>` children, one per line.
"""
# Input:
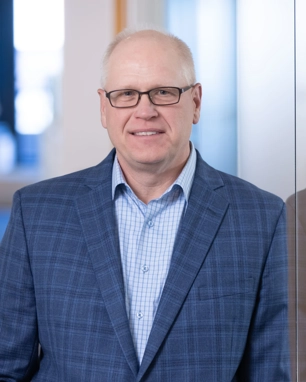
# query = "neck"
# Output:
<box><xmin>118</xmin><ymin>157</ymin><xmax>189</xmax><ymax>204</ymax></box>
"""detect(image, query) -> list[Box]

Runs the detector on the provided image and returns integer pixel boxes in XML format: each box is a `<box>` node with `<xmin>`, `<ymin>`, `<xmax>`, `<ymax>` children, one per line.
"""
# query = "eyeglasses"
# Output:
<box><xmin>104</xmin><ymin>85</ymin><xmax>194</xmax><ymax>108</ymax></box>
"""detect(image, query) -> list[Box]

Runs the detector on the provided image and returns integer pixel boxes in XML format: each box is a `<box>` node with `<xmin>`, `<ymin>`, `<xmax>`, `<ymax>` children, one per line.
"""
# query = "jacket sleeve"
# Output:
<box><xmin>0</xmin><ymin>191</ymin><xmax>39</xmax><ymax>381</ymax></box>
<box><xmin>236</xmin><ymin>203</ymin><xmax>291</xmax><ymax>381</ymax></box>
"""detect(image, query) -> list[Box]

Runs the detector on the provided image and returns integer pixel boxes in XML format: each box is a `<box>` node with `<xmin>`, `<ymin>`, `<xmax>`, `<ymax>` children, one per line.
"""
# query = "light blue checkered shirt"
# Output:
<box><xmin>112</xmin><ymin>143</ymin><xmax>197</xmax><ymax>363</ymax></box>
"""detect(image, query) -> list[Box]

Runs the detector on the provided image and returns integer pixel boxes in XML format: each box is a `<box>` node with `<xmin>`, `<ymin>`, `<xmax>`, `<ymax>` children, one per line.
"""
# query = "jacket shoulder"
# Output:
<box><xmin>17</xmin><ymin>150</ymin><xmax>115</xmax><ymax>199</ymax></box>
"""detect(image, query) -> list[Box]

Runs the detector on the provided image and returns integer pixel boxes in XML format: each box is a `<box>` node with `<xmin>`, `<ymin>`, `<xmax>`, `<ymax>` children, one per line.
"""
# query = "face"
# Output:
<box><xmin>98</xmin><ymin>34</ymin><xmax>202</xmax><ymax>177</ymax></box>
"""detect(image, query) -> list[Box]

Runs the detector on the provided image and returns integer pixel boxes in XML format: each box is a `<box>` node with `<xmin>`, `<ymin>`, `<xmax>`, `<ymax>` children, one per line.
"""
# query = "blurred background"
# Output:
<box><xmin>0</xmin><ymin>0</ymin><xmax>305</xmax><ymax>379</ymax></box>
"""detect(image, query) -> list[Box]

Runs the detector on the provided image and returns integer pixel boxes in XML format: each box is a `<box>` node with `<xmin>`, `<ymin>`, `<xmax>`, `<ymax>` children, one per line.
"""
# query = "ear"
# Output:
<box><xmin>97</xmin><ymin>89</ymin><xmax>107</xmax><ymax>128</ymax></box>
<box><xmin>192</xmin><ymin>83</ymin><xmax>202</xmax><ymax>124</ymax></box>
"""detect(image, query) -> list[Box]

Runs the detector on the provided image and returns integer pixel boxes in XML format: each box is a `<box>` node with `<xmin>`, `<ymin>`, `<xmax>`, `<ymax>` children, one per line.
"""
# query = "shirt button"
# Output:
<box><xmin>148</xmin><ymin>220</ymin><xmax>154</xmax><ymax>227</ymax></box>
<box><xmin>137</xmin><ymin>311</ymin><xmax>143</xmax><ymax>319</ymax></box>
<box><xmin>142</xmin><ymin>265</ymin><xmax>149</xmax><ymax>273</ymax></box>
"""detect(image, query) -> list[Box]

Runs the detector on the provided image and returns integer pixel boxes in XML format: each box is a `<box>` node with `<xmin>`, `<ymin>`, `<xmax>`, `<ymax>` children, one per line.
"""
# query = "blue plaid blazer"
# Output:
<box><xmin>0</xmin><ymin>149</ymin><xmax>290</xmax><ymax>381</ymax></box>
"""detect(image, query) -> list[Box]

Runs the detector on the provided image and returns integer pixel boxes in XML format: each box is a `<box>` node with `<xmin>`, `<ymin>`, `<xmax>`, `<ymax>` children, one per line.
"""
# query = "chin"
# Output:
<box><xmin>133</xmin><ymin>154</ymin><xmax>166</xmax><ymax>166</ymax></box>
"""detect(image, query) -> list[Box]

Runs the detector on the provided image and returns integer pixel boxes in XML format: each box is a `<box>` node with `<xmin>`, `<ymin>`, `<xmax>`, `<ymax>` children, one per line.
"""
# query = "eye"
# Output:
<box><xmin>113</xmin><ymin>90</ymin><xmax>137</xmax><ymax>99</ymax></box>
<box><xmin>158</xmin><ymin>89</ymin><xmax>170</xmax><ymax>96</ymax></box>
<box><xmin>154</xmin><ymin>88</ymin><xmax>178</xmax><ymax>97</ymax></box>
<box><xmin>122</xmin><ymin>90</ymin><xmax>136</xmax><ymax>97</ymax></box>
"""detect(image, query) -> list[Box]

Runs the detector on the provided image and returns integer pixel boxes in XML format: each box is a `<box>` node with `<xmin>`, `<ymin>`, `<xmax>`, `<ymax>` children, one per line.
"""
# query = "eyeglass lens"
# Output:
<box><xmin>110</xmin><ymin>87</ymin><xmax>180</xmax><ymax>107</ymax></box>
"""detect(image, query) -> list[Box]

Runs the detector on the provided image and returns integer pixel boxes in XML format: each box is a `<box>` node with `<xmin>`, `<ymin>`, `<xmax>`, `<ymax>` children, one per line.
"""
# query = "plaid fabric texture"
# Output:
<box><xmin>0</xmin><ymin>149</ymin><xmax>290</xmax><ymax>381</ymax></box>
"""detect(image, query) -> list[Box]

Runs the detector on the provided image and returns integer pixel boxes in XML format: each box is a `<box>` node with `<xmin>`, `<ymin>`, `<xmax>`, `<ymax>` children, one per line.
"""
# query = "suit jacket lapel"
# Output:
<box><xmin>75</xmin><ymin>150</ymin><xmax>138</xmax><ymax>377</ymax></box>
<box><xmin>138</xmin><ymin>155</ymin><xmax>229</xmax><ymax>380</ymax></box>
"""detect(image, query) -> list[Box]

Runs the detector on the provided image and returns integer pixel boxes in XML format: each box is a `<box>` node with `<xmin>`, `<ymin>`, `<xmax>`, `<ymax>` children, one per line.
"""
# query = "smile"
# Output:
<box><xmin>133</xmin><ymin>132</ymin><xmax>161</xmax><ymax>136</ymax></box>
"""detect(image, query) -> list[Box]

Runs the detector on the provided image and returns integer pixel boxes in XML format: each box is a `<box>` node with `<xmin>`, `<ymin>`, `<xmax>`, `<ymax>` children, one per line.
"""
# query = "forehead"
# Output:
<box><xmin>106</xmin><ymin>34</ymin><xmax>185</xmax><ymax>89</ymax></box>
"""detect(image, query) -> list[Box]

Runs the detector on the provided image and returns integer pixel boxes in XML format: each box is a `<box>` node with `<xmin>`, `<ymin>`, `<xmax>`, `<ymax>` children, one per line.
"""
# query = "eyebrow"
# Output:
<box><xmin>107</xmin><ymin>84</ymin><xmax>178</xmax><ymax>90</ymax></box>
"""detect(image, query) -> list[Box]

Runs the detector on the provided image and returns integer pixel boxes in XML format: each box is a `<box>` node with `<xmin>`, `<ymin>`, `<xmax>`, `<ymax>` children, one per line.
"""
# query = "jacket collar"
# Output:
<box><xmin>76</xmin><ymin>149</ymin><xmax>228</xmax><ymax>379</ymax></box>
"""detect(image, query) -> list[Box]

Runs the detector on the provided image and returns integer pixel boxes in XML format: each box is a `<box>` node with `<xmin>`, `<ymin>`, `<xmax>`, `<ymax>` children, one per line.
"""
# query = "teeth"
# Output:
<box><xmin>134</xmin><ymin>132</ymin><xmax>158</xmax><ymax>136</ymax></box>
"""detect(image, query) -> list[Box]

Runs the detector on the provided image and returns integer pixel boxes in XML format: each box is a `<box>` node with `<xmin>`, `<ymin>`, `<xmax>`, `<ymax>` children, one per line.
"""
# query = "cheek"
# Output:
<box><xmin>103</xmin><ymin>111</ymin><xmax>130</xmax><ymax>137</ymax></box>
<box><xmin>102</xmin><ymin>107</ymin><xmax>117</xmax><ymax>130</ymax></box>
<box><xmin>171</xmin><ymin>108</ymin><xmax>193</xmax><ymax>135</ymax></box>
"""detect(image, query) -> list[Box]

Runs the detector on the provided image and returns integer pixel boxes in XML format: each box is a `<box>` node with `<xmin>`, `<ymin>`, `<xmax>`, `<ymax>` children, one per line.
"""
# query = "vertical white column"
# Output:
<box><xmin>296</xmin><ymin>0</ymin><xmax>306</xmax><ymax>192</ymax></box>
<box><xmin>236</xmin><ymin>0</ymin><xmax>295</xmax><ymax>201</ymax></box>
<box><xmin>126</xmin><ymin>0</ymin><xmax>165</xmax><ymax>28</ymax></box>
<box><xmin>196</xmin><ymin>0</ymin><xmax>237</xmax><ymax>175</ymax></box>
<box><xmin>55</xmin><ymin>0</ymin><xmax>114</xmax><ymax>176</ymax></box>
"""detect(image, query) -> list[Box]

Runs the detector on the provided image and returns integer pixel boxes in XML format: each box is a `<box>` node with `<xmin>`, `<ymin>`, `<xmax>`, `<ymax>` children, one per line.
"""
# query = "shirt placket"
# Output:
<box><xmin>128</xmin><ymin>200</ymin><xmax>160</xmax><ymax>362</ymax></box>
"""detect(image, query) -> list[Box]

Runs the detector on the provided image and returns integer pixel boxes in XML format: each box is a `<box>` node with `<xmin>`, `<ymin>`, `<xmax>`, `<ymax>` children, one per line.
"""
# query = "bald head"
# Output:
<box><xmin>101</xmin><ymin>28</ymin><xmax>196</xmax><ymax>88</ymax></box>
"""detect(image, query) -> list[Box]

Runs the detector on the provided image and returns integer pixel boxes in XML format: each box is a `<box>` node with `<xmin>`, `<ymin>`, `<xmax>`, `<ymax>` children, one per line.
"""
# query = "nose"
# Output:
<box><xmin>134</xmin><ymin>93</ymin><xmax>158</xmax><ymax>120</ymax></box>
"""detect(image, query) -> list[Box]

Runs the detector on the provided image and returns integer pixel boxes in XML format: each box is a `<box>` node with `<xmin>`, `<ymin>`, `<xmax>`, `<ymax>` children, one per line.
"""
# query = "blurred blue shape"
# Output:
<box><xmin>0</xmin><ymin>209</ymin><xmax>10</xmax><ymax>242</ymax></box>
<box><xmin>0</xmin><ymin>122</ymin><xmax>16</xmax><ymax>174</ymax></box>
<box><xmin>166</xmin><ymin>0</ymin><xmax>237</xmax><ymax>176</ymax></box>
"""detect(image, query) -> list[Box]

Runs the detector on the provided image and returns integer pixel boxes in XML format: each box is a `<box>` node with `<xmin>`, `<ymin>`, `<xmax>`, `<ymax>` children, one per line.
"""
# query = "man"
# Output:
<box><xmin>0</xmin><ymin>28</ymin><xmax>290</xmax><ymax>381</ymax></box>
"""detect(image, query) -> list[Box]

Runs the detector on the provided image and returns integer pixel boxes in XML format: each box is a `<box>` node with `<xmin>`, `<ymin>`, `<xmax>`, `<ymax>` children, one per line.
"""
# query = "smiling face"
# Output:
<box><xmin>98</xmin><ymin>32</ymin><xmax>202</xmax><ymax>178</ymax></box>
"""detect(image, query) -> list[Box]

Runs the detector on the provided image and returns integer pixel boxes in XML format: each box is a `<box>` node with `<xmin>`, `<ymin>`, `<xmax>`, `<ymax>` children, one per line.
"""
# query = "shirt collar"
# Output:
<box><xmin>112</xmin><ymin>142</ymin><xmax>197</xmax><ymax>202</ymax></box>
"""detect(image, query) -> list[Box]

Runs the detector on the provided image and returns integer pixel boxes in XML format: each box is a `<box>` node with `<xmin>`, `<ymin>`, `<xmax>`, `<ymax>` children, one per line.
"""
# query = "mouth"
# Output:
<box><xmin>132</xmin><ymin>131</ymin><xmax>162</xmax><ymax>136</ymax></box>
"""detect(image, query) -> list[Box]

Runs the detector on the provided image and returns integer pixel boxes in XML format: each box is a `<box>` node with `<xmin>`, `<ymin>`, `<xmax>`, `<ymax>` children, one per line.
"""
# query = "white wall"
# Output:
<box><xmin>237</xmin><ymin>0</ymin><xmax>295</xmax><ymax>201</ymax></box>
<box><xmin>126</xmin><ymin>0</ymin><xmax>164</xmax><ymax>27</ymax></box>
<box><xmin>296</xmin><ymin>0</ymin><xmax>306</xmax><ymax>192</ymax></box>
<box><xmin>55</xmin><ymin>0</ymin><xmax>114</xmax><ymax>176</ymax></box>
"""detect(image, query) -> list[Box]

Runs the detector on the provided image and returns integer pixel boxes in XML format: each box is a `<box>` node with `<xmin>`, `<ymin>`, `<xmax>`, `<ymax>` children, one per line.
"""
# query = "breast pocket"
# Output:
<box><xmin>197</xmin><ymin>276</ymin><xmax>255</xmax><ymax>300</ymax></box>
